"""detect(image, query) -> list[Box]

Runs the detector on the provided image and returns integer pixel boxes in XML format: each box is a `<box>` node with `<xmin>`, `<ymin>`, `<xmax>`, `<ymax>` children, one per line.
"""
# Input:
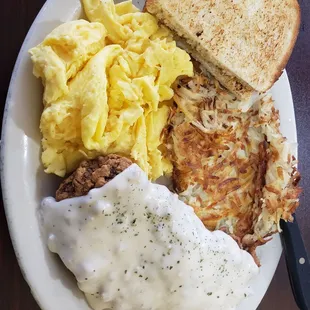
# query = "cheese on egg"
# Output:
<box><xmin>31</xmin><ymin>0</ymin><xmax>193</xmax><ymax>179</ymax></box>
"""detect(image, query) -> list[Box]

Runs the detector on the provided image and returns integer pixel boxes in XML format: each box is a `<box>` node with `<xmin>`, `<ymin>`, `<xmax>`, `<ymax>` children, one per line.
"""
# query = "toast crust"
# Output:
<box><xmin>175</xmin><ymin>35</ymin><xmax>254</xmax><ymax>100</ymax></box>
<box><xmin>270</xmin><ymin>1</ymin><xmax>301</xmax><ymax>86</ymax></box>
<box><xmin>146</xmin><ymin>0</ymin><xmax>301</xmax><ymax>93</ymax></box>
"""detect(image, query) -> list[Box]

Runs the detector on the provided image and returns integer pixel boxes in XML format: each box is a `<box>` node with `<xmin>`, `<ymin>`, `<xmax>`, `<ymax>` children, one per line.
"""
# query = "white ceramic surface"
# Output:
<box><xmin>0</xmin><ymin>0</ymin><xmax>298</xmax><ymax>309</ymax></box>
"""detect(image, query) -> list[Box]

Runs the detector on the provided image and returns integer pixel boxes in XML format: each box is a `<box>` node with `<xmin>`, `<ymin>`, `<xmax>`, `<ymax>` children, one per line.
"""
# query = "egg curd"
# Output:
<box><xmin>29</xmin><ymin>0</ymin><xmax>193</xmax><ymax>180</ymax></box>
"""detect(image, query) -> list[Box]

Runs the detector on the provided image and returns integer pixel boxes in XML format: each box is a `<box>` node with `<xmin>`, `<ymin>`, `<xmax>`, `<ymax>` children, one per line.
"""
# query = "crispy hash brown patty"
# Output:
<box><xmin>56</xmin><ymin>154</ymin><xmax>132</xmax><ymax>201</ymax></box>
<box><xmin>166</xmin><ymin>74</ymin><xmax>301</xmax><ymax>263</ymax></box>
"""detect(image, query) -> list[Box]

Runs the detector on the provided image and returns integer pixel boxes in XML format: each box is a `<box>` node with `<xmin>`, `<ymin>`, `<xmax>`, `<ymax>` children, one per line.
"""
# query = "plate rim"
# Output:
<box><xmin>1</xmin><ymin>1</ymin><xmax>53</xmax><ymax>309</ymax></box>
<box><xmin>1</xmin><ymin>1</ymin><xmax>82</xmax><ymax>309</ymax></box>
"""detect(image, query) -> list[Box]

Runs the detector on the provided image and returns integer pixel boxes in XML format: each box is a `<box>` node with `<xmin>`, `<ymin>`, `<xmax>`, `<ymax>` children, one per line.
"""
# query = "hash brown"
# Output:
<box><xmin>166</xmin><ymin>74</ymin><xmax>301</xmax><ymax>260</ymax></box>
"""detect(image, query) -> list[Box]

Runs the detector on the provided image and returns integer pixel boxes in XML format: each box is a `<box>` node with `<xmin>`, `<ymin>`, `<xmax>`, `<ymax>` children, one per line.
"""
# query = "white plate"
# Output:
<box><xmin>0</xmin><ymin>0</ymin><xmax>298</xmax><ymax>309</ymax></box>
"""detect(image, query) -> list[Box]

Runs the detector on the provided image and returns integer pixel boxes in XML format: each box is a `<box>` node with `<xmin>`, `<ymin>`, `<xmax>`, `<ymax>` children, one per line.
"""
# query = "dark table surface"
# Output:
<box><xmin>0</xmin><ymin>1</ymin><xmax>309</xmax><ymax>309</ymax></box>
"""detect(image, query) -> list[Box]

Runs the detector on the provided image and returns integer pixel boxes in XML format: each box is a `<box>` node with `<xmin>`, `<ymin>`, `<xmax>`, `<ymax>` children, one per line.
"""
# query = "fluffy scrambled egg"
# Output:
<box><xmin>29</xmin><ymin>0</ymin><xmax>193</xmax><ymax>180</ymax></box>
<box><xmin>29</xmin><ymin>20</ymin><xmax>107</xmax><ymax>105</ymax></box>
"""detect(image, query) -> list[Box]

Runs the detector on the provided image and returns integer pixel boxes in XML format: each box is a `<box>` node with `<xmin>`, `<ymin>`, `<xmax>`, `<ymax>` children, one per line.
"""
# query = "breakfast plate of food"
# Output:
<box><xmin>1</xmin><ymin>0</ymin><xmax>302</xmax><ymax>309</ymax></box>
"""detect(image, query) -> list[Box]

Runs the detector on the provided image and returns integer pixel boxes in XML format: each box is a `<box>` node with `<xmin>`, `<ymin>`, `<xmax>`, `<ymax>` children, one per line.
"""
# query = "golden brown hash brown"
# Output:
<box><xmin>166</xmin><ymin>74</ymin><xmax>301</xmax><ymax>260</ymax></box>
<box><xmin>56</xmin><ymin>154</ymin><xmax>132</xmax><ymax>201</ymax></box>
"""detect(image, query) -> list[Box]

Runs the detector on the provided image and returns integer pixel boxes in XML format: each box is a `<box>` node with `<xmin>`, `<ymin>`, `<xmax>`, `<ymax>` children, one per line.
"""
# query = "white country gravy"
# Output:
<box><xmin>41</xmin><ymin>164</ymin><xmax>258</xmax><ymax>310</ymax></box>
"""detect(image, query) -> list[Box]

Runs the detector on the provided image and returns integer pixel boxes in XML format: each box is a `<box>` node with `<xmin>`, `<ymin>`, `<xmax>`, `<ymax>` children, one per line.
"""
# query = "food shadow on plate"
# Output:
<box><xmin>10</xmin><ymin>60</ymin><xmax>42</xmax><ymax>140</ymax></box>
<box><xmin>40</xmin><ymin>237</ymin><xmax>86</xmax><ymax>302</ymax></box>
<box><xmin>35</xmin><ymin>167</ymin><xmax>87</xmax><ymax>302</ymax></box>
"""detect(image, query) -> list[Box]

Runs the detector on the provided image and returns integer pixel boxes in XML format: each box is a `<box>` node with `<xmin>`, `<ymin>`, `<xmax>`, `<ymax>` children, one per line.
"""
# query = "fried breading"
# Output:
<box><xmin>56</xmin><ymin>154</ymin><xmax>132</xmax><ymax>201</ymax></box>
<box><xmin>166</xmin><ymin>74</ymin><xmax>301</xmax><ymax>257</ymax></box>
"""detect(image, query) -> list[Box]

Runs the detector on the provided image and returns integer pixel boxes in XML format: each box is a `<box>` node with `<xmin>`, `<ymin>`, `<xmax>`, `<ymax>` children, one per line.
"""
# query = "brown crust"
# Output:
<box><xmin>267</xmin><ymin>0</ymin><xmax>301</xmax><ymax>90</ymax></box>
<box><xmin>55</xmin><ymin>155</ymin><xmax>132</xmax><ymax>201</ymax></box>
<box><xmin>143</xmin><ymin>0</ymin><xmax>153</xmax><ymax>12</ymax></box>
<box><xmin>144</xmin><ymin>0</ymin><xmax>156</xmax><ymax>10</ymax></box>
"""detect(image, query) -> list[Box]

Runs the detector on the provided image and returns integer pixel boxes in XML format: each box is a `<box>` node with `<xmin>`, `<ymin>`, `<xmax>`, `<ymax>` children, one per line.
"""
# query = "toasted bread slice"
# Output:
<box><xmin>175</xmin><ymin>36</ymin><xmax>254</xmax><ymax>100</ymax></box>
<box><xmin>146</xmin><ymin>0</ymin><xmax>300</xmax><ymax>98</ymax></box>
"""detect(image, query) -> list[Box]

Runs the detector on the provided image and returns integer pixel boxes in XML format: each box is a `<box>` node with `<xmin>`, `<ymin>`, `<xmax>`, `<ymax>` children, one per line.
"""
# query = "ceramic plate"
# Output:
<box><xmin>1</xmin><ymin>0</ymin><xmax>298</xmax><ymax>309</ymax></box>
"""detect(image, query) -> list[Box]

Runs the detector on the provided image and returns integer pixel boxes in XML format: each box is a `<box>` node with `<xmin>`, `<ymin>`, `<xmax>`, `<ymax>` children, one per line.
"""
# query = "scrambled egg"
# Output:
<box><xmin>29</xmin><ymin>20</ymin><xmax>107</xmax><ymax>105</ymax></box>
<box><xmin>30</xmin><ymin>0</ymin><xmax>193</xmax><ymax>180</ymax></box>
